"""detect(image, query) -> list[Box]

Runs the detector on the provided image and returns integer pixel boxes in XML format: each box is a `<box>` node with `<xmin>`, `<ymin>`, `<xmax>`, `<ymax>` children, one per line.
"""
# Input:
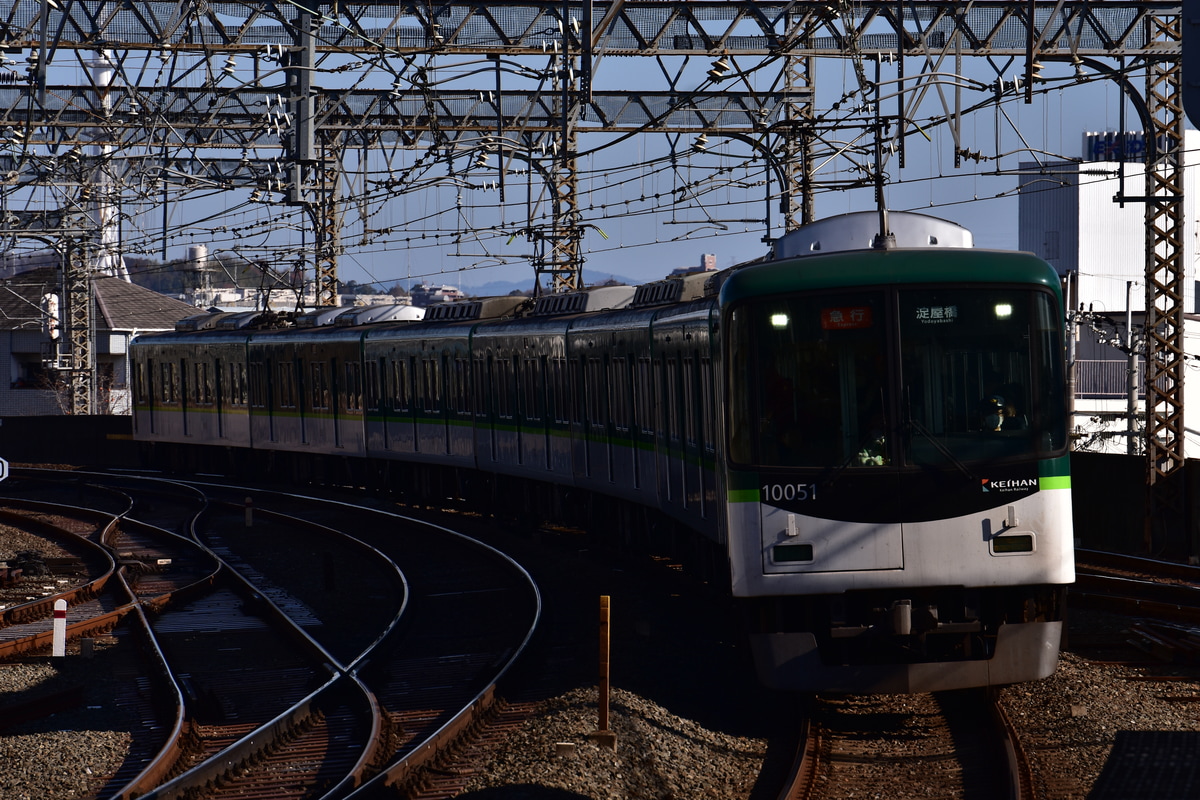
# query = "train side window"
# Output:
<box><xmin>610</xmin><ymin>356</ymin><xmax>629</xmax><ymax>432</ymax></box>
<box><xmin>249</xmin><ymin>361</ymin><xmax>267</xmax><ymax>408</ymax></box>
<box><xmin>366</xmin><ymin>359</ymin><xmax>380</xmax><ymax>411</ymax></box>
<box><xmin>552</xmin><ymin>355</ymin><xmax>566</xmax><ymax>422</ymax></box>
<box><xmin>519</xmin><ymin>355</ymin><xmax>541</xmax><ymax>421</ymax></box>
<box><xmin>390</xmin><ymin>358</ymin><xmax>409</xmax><ymax>412</ymax></box>
<box><xmin>683</xmin><ymin>355</ymin><xmax>697</xmax><ymax>447</ymax></box>
<box><xmin>472</xmin><ymin>356</ymin><xmax>487</xmax><ymax>416</ymax></box>
<box><xmin>422</xmin><ymin>357</ymin><xmax>440</xmax><ymax>413</ymax></box>
<box><xmin>345</xmin><ymin>361</ymin><xmax>362</xmax><ymax>413</ymax></box>
<box><xmin>195</xmin><ymin>361</ymin><xmax>212</xmax><ymax>406</ymax></box>
<box><xmin>497</xmin><ymin>357</ymin><xmax>513</xmax><ymax>419</ymax></box>
<box><xmin>634</xmin><ymin>357</ymin><xmax>652</xmax><ymax>436</ymax></box>
<box><xmin>133</xmin><ymin>361</ymin><xmax>146</xmax><ymax>404</ymax></box>
<box><xmin>700</xmin><ymin>356</ymin><xmax>715</xmax><ymax>451</ymax></box>
<box><xmin>278</xmin><ymin>362</ymin><xmax>296</xmax><ymax>409</ymax></box>
<box><xmin>162</xmin><ymin>361</ymin><xmax>177</xmax><ymax>404</ymax></box>
<box><xmin>665</xmin><ymin>357</ymin><xmax>680</xmax><ymax>443</ymax></box>
<box><xmin>567</xmin><ymin>358</ymin><xmax>581</xmax><ymax>425</ymax></box>
<box><xmin>585</xmin><ymin>357</ymin><xmax>606</xmax><ymax>430</ymax></box>
<box><xmin>227</xmin><ymin>362</ymin><xmax>245</xmax><ymax>406</ymax></box>
<box><xmin>452</xmin><ymin>357</ymin><xmax>469</xmax><ymax>414</ymax></box>
<box><xmin>311</xmin><ymin>362</ymin><xmax>329</xmax><ymax>410</ymax></box>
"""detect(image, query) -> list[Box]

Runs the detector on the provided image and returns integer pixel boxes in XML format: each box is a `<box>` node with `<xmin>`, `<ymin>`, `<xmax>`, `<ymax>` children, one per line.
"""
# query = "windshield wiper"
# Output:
<box><xmin>906</xmin><ymin>416</ymin><xmax>976</xmax><ymax>481</ymax></box>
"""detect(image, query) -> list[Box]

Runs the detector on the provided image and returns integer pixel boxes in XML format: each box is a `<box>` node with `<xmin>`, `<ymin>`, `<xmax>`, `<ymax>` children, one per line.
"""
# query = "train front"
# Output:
<box><xmin>719</xmin><ymin>225</ymin><xmax>1074</xmax><ymax>694</ymax></box>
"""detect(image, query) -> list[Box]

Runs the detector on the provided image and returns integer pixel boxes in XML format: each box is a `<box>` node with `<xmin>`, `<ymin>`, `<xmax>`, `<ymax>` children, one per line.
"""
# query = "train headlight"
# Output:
<box><xmin>770</xmin><ymin>313</ymin><xmax>789</xmax><ymax>329</ymax></box>
<box><xmin>994</xmin><ymin>303</ymin><xmax>1013</xmax><ymax>319</ymax></box>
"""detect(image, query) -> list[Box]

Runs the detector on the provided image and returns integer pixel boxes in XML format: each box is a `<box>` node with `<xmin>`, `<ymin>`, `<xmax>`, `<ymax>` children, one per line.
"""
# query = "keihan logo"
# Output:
<box><xmin>982</xmin><ymin>477</ymin><xmax>1038</xmax><ymax>493</ymax></box>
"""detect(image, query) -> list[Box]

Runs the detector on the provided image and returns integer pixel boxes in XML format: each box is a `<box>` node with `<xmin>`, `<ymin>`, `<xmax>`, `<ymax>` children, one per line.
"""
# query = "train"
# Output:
<box><xmin>130</xmin><ymin>210</ymin><xmax>1075</xmax><ymax>694</ymax></box>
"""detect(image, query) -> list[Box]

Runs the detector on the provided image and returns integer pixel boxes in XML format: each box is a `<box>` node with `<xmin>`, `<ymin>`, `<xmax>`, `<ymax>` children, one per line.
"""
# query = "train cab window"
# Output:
<box><xmin>898</xmin><ymin>287</ymin><xmax>1066</xmax><ymax>463</ymax></box>
<box><xmin>726</xmin><ymin>291</ymin><xmax>887</xmax><ymax>468</ymax></box>
<box><xmin>727</xmin><ymin>287</ymin><xmax>1065</xmax><ymax>469</ymax></box>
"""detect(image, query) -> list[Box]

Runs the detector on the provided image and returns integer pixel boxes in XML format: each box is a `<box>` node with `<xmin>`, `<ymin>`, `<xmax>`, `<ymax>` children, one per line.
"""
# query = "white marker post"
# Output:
<box><xmin>52</xmin><ymin>599</ymin><xmax>67</xmax><ymax>657</ymax></box>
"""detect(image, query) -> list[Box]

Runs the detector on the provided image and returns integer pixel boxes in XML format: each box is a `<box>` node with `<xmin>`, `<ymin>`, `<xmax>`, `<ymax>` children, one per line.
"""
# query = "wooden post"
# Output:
<box><xmin>589</xmin><ymin>595</ymin><xmax>617</xmax><ymax>750</ymax></box>
<box><xmin>598</xmin><ymin>594</ymin><xmax>610</xmax><ymax>730</ymax></box>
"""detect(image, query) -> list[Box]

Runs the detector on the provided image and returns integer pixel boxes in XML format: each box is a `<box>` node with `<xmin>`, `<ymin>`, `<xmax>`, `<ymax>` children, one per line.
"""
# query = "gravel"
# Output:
<box><xmin>4</xmin><ymin>513</ymin><xmax>1200</xmax><ymax>800</ymax></box>
<box><xmin>463</xmin><ymin>686</ymin><xmax>767</xmax><ymax>799</ymax></box>
<box><xmin>0</xmin><ymin>652</ymin><xmax>133</xmax><ymax>800</ymax></box>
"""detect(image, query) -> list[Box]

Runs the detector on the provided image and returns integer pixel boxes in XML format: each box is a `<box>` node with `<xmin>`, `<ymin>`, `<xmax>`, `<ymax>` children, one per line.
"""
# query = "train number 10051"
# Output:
<box><xmin>762</xmin><ymin>483</ymin><xmax>818</xmax><ymax>503</ymax></box>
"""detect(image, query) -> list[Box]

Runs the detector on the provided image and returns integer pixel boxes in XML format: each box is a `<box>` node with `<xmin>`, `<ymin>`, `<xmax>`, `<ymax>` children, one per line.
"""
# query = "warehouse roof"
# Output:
<box><xmin>0</xmin><ymin>267</ymin><xmax>197</xmax><ymax>333</ymax></box>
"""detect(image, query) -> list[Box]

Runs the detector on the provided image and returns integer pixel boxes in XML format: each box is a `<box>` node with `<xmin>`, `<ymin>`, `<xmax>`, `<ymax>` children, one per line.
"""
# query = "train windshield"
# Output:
<box><xmin>727</xmin><ymin>287</ymin><xmax>1066</xmax><ymax>469</ymax></box>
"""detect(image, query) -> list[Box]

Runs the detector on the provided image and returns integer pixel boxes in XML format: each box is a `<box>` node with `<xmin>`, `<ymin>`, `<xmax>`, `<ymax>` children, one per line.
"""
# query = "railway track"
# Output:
<box><xmin>15</xmin><ymin>469</ymin><xmax>1199</xmax><ymax>800</ymax></box>
<box><xmin>0</xmin><ymin>468</ymin><xmax>541</xmax><ymax>800</ymax></box>
<box><xmin>779</xmin><ymin>688</ymin><xmax>1033</xmax><ymax>800</ymax></box>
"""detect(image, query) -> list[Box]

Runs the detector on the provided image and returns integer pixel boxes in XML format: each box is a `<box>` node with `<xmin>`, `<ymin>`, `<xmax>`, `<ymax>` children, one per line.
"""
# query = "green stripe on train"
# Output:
<box><xmin>1039</xmin><ymin>475</ymin><xmax>1071</xmax><ymax>490</ymax></box>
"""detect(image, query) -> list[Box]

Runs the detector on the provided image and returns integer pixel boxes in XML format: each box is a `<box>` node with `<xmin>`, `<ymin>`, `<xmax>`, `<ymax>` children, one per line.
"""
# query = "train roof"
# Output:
<box><xmin>721</xmin><ymin>246</ymin><xmax>1063</xmax><ymax>307</ymax></box>
<box><xmin>770</xmin><ymin>210</ymin><xmax>973</xmax><ymax>258</ymax></box>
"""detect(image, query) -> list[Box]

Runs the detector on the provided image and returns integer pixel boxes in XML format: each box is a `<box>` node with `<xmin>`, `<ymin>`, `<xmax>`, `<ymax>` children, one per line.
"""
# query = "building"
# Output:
<box><xmin>0</xmin><ymin>266</ymin><xmax>197</xmax><ymax>415</ymax></box>
<box><xmin>1018</xmin><ymin>130</ymin><xmax>1200</xmax><ymax>456</ymax></box>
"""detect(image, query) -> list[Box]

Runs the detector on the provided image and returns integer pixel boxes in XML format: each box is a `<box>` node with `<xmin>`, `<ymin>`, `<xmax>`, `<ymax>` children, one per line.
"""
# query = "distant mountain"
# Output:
<box><xmin>459</xmin><ymin>270</ymin><xmax>641</xmax><ymax>297</ymax></box>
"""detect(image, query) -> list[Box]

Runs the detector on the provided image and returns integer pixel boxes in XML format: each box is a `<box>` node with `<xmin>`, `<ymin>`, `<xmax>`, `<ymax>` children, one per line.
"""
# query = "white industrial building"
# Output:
<box><xmin>1017</xmin><ymin>130</ymin><xmax>1200</xmax><ymax>457</ymax></box>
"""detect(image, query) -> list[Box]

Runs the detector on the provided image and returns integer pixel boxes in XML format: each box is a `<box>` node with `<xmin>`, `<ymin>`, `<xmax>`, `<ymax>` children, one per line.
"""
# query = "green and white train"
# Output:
<box><xmin>132</xmin><ymin>211</ymin><xmax>1074</xmax><ymax>693</ymax></box>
